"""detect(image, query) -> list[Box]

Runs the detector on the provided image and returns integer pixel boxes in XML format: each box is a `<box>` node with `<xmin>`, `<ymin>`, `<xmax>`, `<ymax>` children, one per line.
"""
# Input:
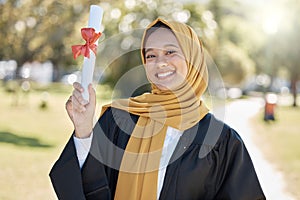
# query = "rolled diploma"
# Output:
<box><xmin>81</xmin><ymin>5</ymin><xmax>103</xmax><ymax>101</ymax></box>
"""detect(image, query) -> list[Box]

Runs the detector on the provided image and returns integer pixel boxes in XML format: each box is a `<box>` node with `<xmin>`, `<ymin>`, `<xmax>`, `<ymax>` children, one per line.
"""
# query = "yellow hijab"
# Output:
<box><xmin>101</xmin><ymin>18</ymin><xmax>209</xmax><ymax>200</ymax></box>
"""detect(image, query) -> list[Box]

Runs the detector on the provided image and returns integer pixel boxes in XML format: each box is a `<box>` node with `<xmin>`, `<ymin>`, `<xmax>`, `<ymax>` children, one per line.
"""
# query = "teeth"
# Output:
<box><xmin>157</xmin><ymin>71</ymin><xmax>174</xmax><ymax>78</ymax></box>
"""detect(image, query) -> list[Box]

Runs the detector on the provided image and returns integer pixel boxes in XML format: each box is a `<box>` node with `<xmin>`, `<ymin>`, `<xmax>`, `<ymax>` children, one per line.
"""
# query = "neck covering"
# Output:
<box><xmin>101</xmin><ymin>18</ymin><xmax>209</xmax><ymax>200</ymax></box>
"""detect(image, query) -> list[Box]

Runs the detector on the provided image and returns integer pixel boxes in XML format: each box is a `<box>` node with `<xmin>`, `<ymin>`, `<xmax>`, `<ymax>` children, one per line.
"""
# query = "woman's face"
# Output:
<box><xmin>144</xmin><ymin>28</ymin><xmax>188</xmax><ymax>91</ymax></box>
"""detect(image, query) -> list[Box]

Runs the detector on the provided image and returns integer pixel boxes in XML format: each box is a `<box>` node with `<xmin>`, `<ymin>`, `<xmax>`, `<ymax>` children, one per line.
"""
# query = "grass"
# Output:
<box><xmin>1</xmin><ymin>81</ymin><xmax>299</xmax><ymax>199</ymax></box>
<box><xmin>251</xmin><ymin>105</ymin><xmax>300</xmax><ymax>199</ymax></box>
<box><xmin>0</xmin><ymin>82</ymin><xmax>112</xmax><ymax>200</ymax></box>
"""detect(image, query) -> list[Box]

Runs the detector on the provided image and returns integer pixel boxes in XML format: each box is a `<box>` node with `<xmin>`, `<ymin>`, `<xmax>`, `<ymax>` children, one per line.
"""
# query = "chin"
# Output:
<box><xmin>155</xmin><ymin>84</ymin><xmax>176</xmax><ymax>91</ymax></box>
<box><xmin>151</xmin><ymin>79</ymin><xmax>181</xmax><ymax>91</ymax></box>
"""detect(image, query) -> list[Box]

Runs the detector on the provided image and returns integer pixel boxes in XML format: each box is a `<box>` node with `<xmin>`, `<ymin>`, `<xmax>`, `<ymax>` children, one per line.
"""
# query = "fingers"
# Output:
<box><xmin>65</xmin><ymin>95</ymin><xmax>73</xmax><ymax>110</ymax></box>
<box><xmin>66</xmin><ymin>82</ymin><xmax>86</xmax><ymax>112</ymax></box>
<box><xmin>71</xmin><ymin>94</ymin><xmax>86</xmax><ymax>112</ymax></box>
<box><xmin>65</xmin><ymin>95</ymin><xmax>86</xmax><ymax>112</ymax></box>
<box><xmin>69</xmin><ymin>82</ymin><xmax>96</xmax><ymax>112</ymax></box>
<box><xmin>73</xmin><ymin>82</ymin><xmax>84</xmax><ymax>92</ymax></box>
<box><xmin>72</xmin><ymin>89</ymin><xmax>88</xmax><ymax>106</ymax></box>
<box><xmin>72</xmin><ymin>82</ymin><xmax>88</xmax><ymax>105</ymax></box>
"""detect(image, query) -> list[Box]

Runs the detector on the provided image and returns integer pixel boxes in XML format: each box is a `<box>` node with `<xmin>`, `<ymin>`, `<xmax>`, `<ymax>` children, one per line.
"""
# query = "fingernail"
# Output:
<box><xmin>81</xmin><ymin>100</ymin><xmax>88</xmax><ymax>105</ymax></box>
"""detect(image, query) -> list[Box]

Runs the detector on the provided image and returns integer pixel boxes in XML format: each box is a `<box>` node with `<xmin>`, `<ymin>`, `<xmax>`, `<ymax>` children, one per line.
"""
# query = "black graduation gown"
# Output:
<box><xmin>49</xmin><ymin>107</ymin><xmax>266</xmax><ymax>200</ymax></box>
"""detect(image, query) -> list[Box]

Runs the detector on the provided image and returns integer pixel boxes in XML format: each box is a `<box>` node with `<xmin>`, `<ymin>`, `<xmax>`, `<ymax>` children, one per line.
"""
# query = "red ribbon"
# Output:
<box><xmin>71</xmin><ymin>28</ymin><xmax>102</xmax><ymax>59</ymax></box>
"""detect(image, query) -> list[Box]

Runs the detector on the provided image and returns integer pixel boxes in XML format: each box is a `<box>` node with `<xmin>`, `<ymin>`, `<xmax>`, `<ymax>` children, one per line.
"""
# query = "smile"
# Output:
<box><xmin>156</xmin><ymin>71</ymin><xmax>175</xmax><ymax>78</ymax></box>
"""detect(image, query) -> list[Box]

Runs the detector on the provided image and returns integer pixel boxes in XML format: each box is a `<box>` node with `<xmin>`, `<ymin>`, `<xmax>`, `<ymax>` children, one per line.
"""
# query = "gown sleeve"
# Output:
<box><xmin>49</xmin><ymin>136</ymin><xmax>87</xmax><ymax>200</ymax></box>
<box><xmin>214</xmin><ymin>128</ymin><xmax>266</xmax><ymax>200</ymax></box>
<box><xmin>49</xmin><ymin>109</ymin><xmax>114</xmax><ymax>200</ymax></box>
<box><xmin>49</xmin><ymin>108</ymin><xmax>135</xmax><ymax>200</ymax></box>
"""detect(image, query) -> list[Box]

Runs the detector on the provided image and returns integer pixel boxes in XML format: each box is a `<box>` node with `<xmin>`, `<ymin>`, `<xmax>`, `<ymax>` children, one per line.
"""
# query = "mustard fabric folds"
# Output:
<box><xmin>101</xmin><ymin>18</ymin><xmax>209</xmax><ymax>200</ymax></box>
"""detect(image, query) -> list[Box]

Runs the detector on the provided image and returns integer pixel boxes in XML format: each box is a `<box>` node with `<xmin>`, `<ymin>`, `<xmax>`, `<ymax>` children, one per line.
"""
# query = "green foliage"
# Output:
<box><xmin>1</xmin><ymin>0</ymin><xmax>299</xmax><ymax>94</ymax></box>
<box><xmin>0</xmin><ymin>0</ymin><xmax>98</xmax><ymax>75</ymax></box>
<box><xmin>217</xmin><ymin>41</ymin><xmax>255</xmax><ymax>85</ymax></box>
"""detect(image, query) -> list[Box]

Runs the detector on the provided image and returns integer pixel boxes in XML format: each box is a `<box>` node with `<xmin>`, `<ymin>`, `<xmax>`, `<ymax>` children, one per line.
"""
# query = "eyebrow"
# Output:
<box><xmin>144</xmin><ymin>44</ymin><xmax>180</xmax><ymax>54</ymax></box>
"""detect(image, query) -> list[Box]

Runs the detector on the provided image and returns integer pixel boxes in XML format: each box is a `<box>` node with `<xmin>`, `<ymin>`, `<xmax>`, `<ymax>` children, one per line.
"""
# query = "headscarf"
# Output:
<box><xmin>101</xmin><ymin>18</ymin><xmax>209</xmax><ymax>200</ymax></box>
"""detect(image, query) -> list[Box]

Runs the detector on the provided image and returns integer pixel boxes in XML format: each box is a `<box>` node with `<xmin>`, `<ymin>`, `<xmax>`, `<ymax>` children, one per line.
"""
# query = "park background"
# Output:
<box><xmin>0</xmin><ymin>0</ymin><xmax>299</xmax><ymax>199</ymax></box>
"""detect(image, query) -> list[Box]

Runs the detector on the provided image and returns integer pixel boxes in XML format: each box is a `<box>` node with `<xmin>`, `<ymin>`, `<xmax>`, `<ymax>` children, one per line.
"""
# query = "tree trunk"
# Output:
<box><xmin>291</xmin><ymin>76</ymin><xmax>298</xmax><ymax>107</ymax></box>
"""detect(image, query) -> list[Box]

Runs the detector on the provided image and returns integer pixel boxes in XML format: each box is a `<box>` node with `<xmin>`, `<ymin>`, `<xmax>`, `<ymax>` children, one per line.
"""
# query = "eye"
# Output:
<box><xmin>166</xmin><ymin>50</ymin><xmax>176</xmax><ymax>55</ymax></box>
<box><xmin>146</xmin><ymin>54</ymin><xmax>156</xmax><ymax>59</ymax></box>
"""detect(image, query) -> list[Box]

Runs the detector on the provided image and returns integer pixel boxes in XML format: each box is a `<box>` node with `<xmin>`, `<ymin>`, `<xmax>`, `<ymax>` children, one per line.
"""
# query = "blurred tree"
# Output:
<box><xmin>275</xmin><ymin>5</ymin><xmax>300</xmax><ymax>107</ymax></box>
<box><xmin>251</xmin><ymin>0</ymin><xmax>300</xmax><ymax>106</ymax></box>
<box><xmin>0</xmin><ymin>0</ymin><xmax>99</xmax><ymax>80</ymax></box>
<box><xmin>205</xmin><ymin>0</ymin><xmax>259</xmax><ymax>86</ymax></box>
<box><xmin>0</xmin><ymin>0</ymin><xmax>263</xmax><ymax>90</ymax></box>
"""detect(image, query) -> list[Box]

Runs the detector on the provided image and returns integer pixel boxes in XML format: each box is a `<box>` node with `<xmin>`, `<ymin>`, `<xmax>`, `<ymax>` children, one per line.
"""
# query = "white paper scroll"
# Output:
<box><xmin>81</xmin><ymin>5</ymin><xmax>103</xmax><ymax>101</ymax></box>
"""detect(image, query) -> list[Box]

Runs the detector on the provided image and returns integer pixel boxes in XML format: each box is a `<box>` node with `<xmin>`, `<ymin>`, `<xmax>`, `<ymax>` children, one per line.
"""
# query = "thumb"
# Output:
<box><xmin>88</xmin><ymin>84</ymin><xmax>96</xmax><ymax>106</ymax></box>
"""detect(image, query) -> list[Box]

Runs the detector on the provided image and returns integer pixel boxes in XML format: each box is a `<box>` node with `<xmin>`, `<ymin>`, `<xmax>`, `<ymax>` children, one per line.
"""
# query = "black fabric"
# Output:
<box><xmin>49</xmin><ymin>137</ymin><xmax>86</xmax><ymax>200</ymax></box>
<box><xmin>50</xmin><ymin>107</ymin><xmax>266</xmax><ymax>200</ymax></box>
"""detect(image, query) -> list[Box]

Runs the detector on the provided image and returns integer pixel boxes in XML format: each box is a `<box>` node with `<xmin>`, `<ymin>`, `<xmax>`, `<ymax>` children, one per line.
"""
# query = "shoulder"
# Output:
<box><xmin>193</xmin><ymin>113</ymin><xmax>244</xmax><ymax>148</ymax></box>
<box><xmin>186</xmin><ymin>113</ymin><xmax>248</xmax><ymax>162</ymax></box>
<box><xmin>100</xmin><ymin>107</ymin><xmax>139</xmax><ymax>125</ymax></box>
<box><xmin>96</xmin><ymin>107</ymin><xmax>139</xmax><ymax>143</ymax></box>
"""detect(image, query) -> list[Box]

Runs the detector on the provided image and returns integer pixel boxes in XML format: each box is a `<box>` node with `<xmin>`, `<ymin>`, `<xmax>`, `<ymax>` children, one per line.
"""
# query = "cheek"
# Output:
<box><xmin>144</xmin><ymin>65</ymin><xmax>155</xmax><ymax>80</ymax></box>
<box><xmin>182</xmin><ymin>64</ymin><xmax>188</xmax><ymax>77</ymax></box>
<box><xmin>169</xmin><ymin>55</ymin><xmax>187</xmax><ymax>71</ymax></box>
<box><xmin>176</xmin><ymin>59</ymin><xmax>188</xmax><ymax>78</ymax></box>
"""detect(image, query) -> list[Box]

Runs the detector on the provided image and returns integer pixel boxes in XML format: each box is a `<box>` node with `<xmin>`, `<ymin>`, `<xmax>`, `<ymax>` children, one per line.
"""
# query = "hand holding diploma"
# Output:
<box><xmin>67</xmin><ymin>5</ymin><xmax>103</xmax><ymax>138</ymax></box>
<box><xmin>66</xmin><ymin>83</ymin><xmax>96</xmax><ymax>138</ymax></box>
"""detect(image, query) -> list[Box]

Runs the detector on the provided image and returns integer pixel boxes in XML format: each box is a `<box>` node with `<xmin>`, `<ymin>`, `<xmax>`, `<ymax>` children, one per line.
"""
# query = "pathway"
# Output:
<box><xmin>213</xmin><ymin>97</ymin><xmax>295</xmax><ymax>200</ymax></box>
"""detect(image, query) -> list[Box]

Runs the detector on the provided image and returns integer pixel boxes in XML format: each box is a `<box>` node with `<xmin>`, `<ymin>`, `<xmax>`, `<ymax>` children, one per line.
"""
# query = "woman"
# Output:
<box><xmin>50</xmin><ymin>18</ymin><xmax>265</xmax><ymax>200</ymax></box>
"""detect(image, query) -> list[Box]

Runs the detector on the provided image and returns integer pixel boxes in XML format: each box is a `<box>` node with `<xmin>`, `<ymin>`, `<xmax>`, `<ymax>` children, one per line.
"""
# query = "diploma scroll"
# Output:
<box><xmin>81</xmin><ymin>5</ymin><xmax>103</xmax><ymax>101</ymax></box>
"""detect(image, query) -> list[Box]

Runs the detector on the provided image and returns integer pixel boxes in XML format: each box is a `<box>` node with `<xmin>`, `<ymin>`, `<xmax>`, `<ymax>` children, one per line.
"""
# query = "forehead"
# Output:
<box><xmin>144</xmin><ymin>28</ymin><xmax>179</xmax><ymax>49</ymax></box>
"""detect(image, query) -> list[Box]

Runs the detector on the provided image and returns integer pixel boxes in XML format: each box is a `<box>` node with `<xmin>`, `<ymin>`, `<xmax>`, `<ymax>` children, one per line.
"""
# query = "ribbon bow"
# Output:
<box><xmin>71</xmin><ymin>28</ymin><xmax>102</xmax><ymax>59</ymax></box>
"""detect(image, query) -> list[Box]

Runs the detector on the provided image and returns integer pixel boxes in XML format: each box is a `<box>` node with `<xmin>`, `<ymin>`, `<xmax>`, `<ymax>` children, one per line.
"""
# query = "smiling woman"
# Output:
<box><xmin>50</xmin><ymin>18</ymin><xmax>266</xmax><ymax>200</ymax></box>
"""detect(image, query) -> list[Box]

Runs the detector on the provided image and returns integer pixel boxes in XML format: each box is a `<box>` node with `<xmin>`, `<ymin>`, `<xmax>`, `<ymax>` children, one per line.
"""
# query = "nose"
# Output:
<box><xmin>157</xmin><ymin>55</ymin><xmax>167</xmax><ymax>68</ymax></box>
